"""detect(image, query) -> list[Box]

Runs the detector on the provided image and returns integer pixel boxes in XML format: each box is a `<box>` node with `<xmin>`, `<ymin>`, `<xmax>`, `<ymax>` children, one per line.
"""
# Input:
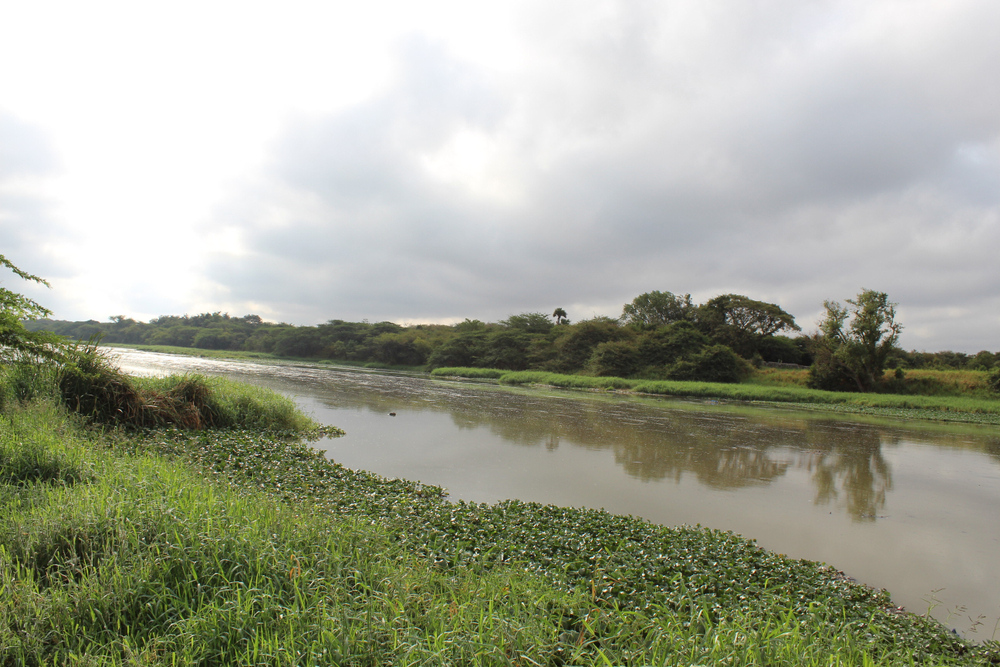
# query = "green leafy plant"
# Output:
<box><xmin>809</xmin><ymin>289</ymin><xmax>903</xmax><ymax>392</ymax></box>
<box><xmin>0</xmin><ymin>254</ymin><xmax>64</xmax><ymax>361</ymax></box>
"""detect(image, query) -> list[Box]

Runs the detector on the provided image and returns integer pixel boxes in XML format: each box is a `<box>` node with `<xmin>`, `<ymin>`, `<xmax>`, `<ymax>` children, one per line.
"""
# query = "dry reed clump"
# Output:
<box><xmin>58</xmin><ymin>345</ymin><xmax>217</xmax><ymax>429</ymax></box>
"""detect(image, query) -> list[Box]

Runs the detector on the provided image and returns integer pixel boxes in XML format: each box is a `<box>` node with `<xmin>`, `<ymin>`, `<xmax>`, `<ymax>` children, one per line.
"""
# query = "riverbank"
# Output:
<box><xmin>2</xmin><ymin>363</ymin><xmax>996</xmax><ymax>664</ymax></box>
<box><xmin>432</xmin><ymin>367</ymin><xmax>1000</xmax><ymax>425</ymax></box>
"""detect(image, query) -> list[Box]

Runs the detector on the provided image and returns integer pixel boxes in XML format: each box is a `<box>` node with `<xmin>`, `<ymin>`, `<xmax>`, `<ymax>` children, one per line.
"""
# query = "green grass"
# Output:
<box><xmin>3</xmin><ymin>358</ymin><xmax>997</xmax><ymax>665</ymax></box>
<box><xmin>431</xmin><ymin>367</ymin><xmax>1000</xmax><ymax>424</ymax></box>
<box><xmin>4</xmin><ymin>400</ymin><xmax>994</xmax><ymax>665</ymax></box>
<box><xmin>134</xmin><ymin>374</ymin><xmax>320</xmax><ymax>432</ymax></box>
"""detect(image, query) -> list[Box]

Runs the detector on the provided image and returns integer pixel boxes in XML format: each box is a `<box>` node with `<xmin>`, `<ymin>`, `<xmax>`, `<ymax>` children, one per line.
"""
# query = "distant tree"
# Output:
<box><xmin>636</xmin><ymin>321</ymin><xmax>710</xmax><ymax>368</ymax></box>
<box><xmin>666</xmin><ymin>344</ymin><xmax>749</xmax><ymax>384</ymax></box>
<box><xmin>808</xmin><ymin>289</ymin><xmax>902</xmax><ymax>392</ymax></box>
<box><xmin>697</xmin><ymin>294</ymin><xmax>800</xmax><ymax>357</ymax></box>
<box><xmin>500</xmin><ymin>312</ymin><xmax>553</xmax><ymax>334</ymax></box>
<box><xmin>552</xmin><ymin>307</ymin><xmax>568</xmax><ymax>325</ymax></box>
<box><xmin>621</xmin><ymin>291</ymin><xmax>695</xmax><ymax>329</ymax></box>
<box><xmin>0</xmin><ymin>254</ymin><xmax>63</xmax><ymax>360</ymax></box>
<box><xmin>551</xmin><ymin>317</ymin><xmax>625</xmax><ymax>371</ymax></box>
<box><xmin>587</xmin><ymin>339</ymin><xmax>639</xmax><ymax>377</ymax></box>
<box><xmin>454</xmin><ymin>318</ymin><xmax>487</xmax><ymax>333</ymax></box>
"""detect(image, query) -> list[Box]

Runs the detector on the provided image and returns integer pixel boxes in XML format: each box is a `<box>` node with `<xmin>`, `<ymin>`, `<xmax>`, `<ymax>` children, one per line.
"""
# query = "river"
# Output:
<box><xmin>113</xmin><ymin>348</ymin><xmax>1000</xmax><ymax>639</ymax></box>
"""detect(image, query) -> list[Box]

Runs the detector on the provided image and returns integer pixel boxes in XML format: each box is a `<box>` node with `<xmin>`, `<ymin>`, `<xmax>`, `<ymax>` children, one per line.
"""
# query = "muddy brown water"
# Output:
<box><xmin>114</xmin><ymin>348</ymin><xmax>1000</xmax><ymax>639</ymax></box>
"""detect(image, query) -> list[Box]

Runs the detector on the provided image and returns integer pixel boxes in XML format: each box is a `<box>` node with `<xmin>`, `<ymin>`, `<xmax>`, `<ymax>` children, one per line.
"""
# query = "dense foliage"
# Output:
<box><xmin>0</xmin><ymin>255</ymin><xmax>63</xmax><ymax>361</ymax></box>
<box><xmin>809</xmin><ymin>290</ymin><xmax>904</xmax><ymax>392</ymax></box>
<box><xmin>23</xmin><ymin>290</ymin><xmax>1000</xmax><ymax>392</ymax></box>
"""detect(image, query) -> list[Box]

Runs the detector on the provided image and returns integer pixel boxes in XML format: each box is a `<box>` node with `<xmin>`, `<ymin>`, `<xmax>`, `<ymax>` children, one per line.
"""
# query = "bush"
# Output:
<box><xmin>552</xmin><ymin>318</ymin><xmax>627</xmax><ymax>372</ymax></box>
<box><xmin>426</xmin><ymin>331</ymin><xmax>489</xmax><ymax>369</ymax></box>
<box><xmin>587</xmin><ymin>340</ymin><xmax>640</xmax><ymax>377</ymax></box>
<box><xmin>0</xmin><ymin>356</ymin><xmax>59</xmax><ymax>408</ymax></box>
<box><xmin>56</xmin><ymin>344</ymin><xmax>316</xmax><ymax>431</ymax></box>
<box><xmin>989</xmin><ymin>368</ymin><xmax>1000</xmax><ymax>394</ymax></box>
<box><xmin>480</xmin><ymin>331</ymin><xmax>534</xmax><ymax>370</ymax></box>
<box><xmin>667</xmin><ymin>345</ymin><xmax>749</xmax><ymax>383</ymax></box>
<box><xmin>636</xmin><ymin>321</ymin><xmax>709</xmax><ymax>368</ymax></box>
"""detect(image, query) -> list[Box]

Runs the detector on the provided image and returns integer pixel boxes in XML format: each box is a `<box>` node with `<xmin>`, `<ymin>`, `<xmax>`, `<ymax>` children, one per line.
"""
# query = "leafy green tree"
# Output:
<box><xmin>808</xmin><ymin>289</ymin><xmax>902</xmax><ymax>392</ymax></box>
<box><xmin>621</xmin><ymin>291</ymin><xmax>695</xmax><ymax>329</ymax></box>
<box><xmin>666</xmin><ymin>344</ymin><xmax>749</xmax><ymax>383</ymax></box>
<box><xmin>426</xmin><ymin>331</ymin><xmax>489</xmax><ymax>369</ymax></box>
<box><xmin>0</xmin><ymin>254</ymin><xmax>63</xmax><ymax>360</ymax></box>
<box><xmin>636</xmin><ymin>321</ymin><xmax>710</xmax><ymax>369</ymax></box>
<box><xmin>552</xmin><ymin>307</ymin><xmax>568</xmax><ymax>325</ymax></box>
<box><xmin>480</xmin><ymin>330</ymin><xmax>534</xmax><ymax>370</ymax></box>
<box><xmin>500</xmin><ymin>312</ymin><xmax>553</xmax><ymax>334</ymax></box>
<box><xmin>697</xmin><ymin>294</ymin><xmax>800</xmax><ymax>357</ymax></box>
<box><xmin>551</xmin><ymin>317</ymin><xmax>626</xmax><ymax>371</ymax></box>
<box><xmin>587</xmin><ymin>340</ymin><xmax>639</xmax><ymax>377</ymax></box>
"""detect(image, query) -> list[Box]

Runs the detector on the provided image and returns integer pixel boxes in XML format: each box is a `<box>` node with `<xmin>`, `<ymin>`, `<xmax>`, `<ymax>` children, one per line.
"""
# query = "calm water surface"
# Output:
<box><xmin>114</xmin><ymin>349</ymin><xmax>1000</xmax><ymax>638</ymax></box>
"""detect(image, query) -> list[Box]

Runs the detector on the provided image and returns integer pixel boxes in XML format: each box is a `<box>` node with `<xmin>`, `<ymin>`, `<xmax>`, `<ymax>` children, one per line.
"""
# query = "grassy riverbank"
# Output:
<box><xmin>2</xmin><ymin>358</ymin><xmax>997</xmax><ymax>664</ymax></box>
<box><xmin>432</xmin><ymin>367</ymin><xmax>1000</xmax><ymax>425</ymax></box>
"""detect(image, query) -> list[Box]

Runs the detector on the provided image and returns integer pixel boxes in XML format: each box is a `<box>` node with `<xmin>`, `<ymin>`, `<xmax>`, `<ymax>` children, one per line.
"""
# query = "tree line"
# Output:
<box><xmin>21</xmin><ymin>287</ymin><xmax>1000</xmax><ymax>392</ymax></box>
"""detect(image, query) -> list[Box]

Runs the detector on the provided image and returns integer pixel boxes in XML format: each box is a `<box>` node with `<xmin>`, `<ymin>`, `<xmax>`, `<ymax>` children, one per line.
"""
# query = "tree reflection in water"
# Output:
<box><xmin>309</xmin><ymin>379</ymin><xmax>901</xmax><ymax>521</ymax></box>
<box><xmin>803</xmin><ymin>424</ymin><xmax>894</xmax><ymax>521</ymax></box>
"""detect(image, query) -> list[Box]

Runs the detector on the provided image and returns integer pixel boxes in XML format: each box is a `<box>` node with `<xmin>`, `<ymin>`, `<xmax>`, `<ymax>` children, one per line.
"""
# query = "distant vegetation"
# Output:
<box><xmin>26</xmin><ymin>289</ymin><xmax>1000</xmax><ymax>394</ymax></box>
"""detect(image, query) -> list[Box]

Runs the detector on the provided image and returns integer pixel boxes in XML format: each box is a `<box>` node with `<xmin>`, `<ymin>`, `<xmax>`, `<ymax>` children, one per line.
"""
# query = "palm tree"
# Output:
<box><xmin>552</xmin><ymin>308</ymin><xmax>568</xmax><ymax>325</ymax></box>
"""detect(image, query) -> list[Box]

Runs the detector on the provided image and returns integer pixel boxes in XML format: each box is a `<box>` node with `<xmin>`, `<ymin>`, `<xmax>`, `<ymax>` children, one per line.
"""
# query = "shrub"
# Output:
<box><xmin>551</xmin><ymin>317</ymin><xmax>627</xmax><ymax>372</ymax></box>
<box><xmin>636</xmin><ymin>321</ymin><xmax>709</xmax><ymax>368</ymax></box>
<box><xmin>989</xmin><ymin>368</ymin><xmax>1000</xmax><ymax>394</ymax></box>
<box><xmin>587</xmin><ymin>340</ymin><xmax>640</xmax><ymax>377</ymax></box>
<box><xmin>480</xmin><ymin>331</ymin><xmax>534</xmax><ymax>370</ymax></box>
<box><xmin>667</xmin><ymin>345</ymin><xmax>749</xmax><ymax>383</ymax></box>
<box><xmin>426</xmin><ymin>331</ymin><xmax>489</xmax><ymax>369</ymax></box>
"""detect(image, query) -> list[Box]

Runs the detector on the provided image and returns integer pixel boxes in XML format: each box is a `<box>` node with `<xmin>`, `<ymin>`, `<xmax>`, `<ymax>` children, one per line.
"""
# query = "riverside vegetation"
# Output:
<box><xmin>28</xmin><ymin>290</ymin><xmax>1000</xmax><ymax>408</ymax></box>
<box><xmin>2</xmin><ymin>350</ymin><xmax>999</xmax><ymax>665</ymax></box>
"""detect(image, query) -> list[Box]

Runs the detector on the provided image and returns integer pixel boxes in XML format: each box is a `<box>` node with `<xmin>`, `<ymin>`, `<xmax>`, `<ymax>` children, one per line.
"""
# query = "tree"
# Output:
<box><xmin>499</xmin><ymin>312</ymin><xmax>553</xmax><ymax>334</ymax></box>
<box><xmin>552</xmin><ymin>307</ymin><xmax>568</xmax><ymax>325</ymax></box>
<box><xmin>0</xmin><ymin>254</ymin><xmax>63</xmax><ymax>360</ymax></box>
<box><xmin>620</xmin><ymin>291</ymin><xmax>695</xmax><ymax>329</ymax></box>
<box><xmin>809</xmin><ymin>289</ymin><xmax>902</xmax><ymax>392</ymax></box>
<box><xmin>697</xmin><ymin>294</ymin><xmax>800</xmax><ymax>357</ymax></box>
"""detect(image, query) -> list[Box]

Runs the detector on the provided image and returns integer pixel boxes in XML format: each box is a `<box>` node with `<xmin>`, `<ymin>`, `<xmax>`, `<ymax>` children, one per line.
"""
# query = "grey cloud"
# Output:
<box><xmin>205</xmin><ymin>3</ymin><xmax>1000</xmax><ymax>351</ymax></box>
<box><xmin>0</xmin><ymin>111</ymin><xmax>66</xmax><ymax>281</ymax></box>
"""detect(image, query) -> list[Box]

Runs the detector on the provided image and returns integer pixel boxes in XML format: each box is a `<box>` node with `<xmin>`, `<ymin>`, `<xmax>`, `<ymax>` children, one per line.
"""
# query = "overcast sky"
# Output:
<box><xmin>1</xmin><ymin>1</ymin><xmax>998</xmax><ymax>352</ymax></box>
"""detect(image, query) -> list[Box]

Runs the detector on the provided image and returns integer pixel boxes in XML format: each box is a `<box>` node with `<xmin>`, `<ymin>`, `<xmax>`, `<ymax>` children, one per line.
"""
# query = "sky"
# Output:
<box><xmin>1</xmin><ymin>1</ymin><xmax>998</xmax><ymax>353</ymax></box>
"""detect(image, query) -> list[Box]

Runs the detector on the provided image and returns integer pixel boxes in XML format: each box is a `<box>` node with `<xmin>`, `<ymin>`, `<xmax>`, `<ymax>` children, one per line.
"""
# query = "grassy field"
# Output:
<box><xmin>2</xmin><ymin>358</ymin><xmax>997</xmax><ymax>664</ymax></box>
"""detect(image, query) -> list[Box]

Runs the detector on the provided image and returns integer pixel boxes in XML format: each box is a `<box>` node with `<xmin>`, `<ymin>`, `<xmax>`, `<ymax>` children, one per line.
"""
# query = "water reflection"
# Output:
<box><xmin>804</xmin><ymin>426</ymin><xmax>892</xmax><ymax>521</ymax></box>
<box><xmin>305</xmin><ymin>381</ymin><xmax>895</xmax><ymax>521</ymax></box>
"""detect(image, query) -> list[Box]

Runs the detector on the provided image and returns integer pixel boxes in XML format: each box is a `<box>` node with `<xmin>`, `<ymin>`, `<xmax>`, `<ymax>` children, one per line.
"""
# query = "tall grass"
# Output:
<box><xmin>135</xmin><ymin>374</ymin><xmax>316</xmax><ymax>431</ymax></box>
<box><xmin>0</xmin><ymin>345</ymin><xmax>318</xmax><ymax>432</ymax></box>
